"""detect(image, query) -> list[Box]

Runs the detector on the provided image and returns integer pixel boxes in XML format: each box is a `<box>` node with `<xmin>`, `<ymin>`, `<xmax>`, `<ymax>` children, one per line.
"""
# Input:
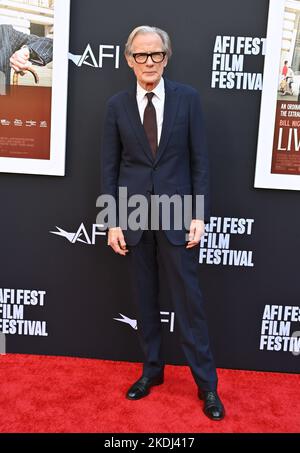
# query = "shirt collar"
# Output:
<box><xmin>136</xmin><ymin>77</ymin><xmax>165</xmax><ymax>101</ymax></box>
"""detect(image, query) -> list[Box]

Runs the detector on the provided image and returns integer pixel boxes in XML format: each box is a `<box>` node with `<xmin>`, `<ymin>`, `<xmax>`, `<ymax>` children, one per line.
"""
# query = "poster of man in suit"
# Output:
<box><xmin>0</xmin><ymin>0</ymin><xmax>69</xmax><ymax>176</ymax></box>
<box><xmin>255</xmin><ymin>0</ymin><xmax>300</xmax><ymax>190</ymax></box>
<box><xmin>0</xmin><ymin>23</ymin><xmax>53</xmax><ymax>95</ymax></box>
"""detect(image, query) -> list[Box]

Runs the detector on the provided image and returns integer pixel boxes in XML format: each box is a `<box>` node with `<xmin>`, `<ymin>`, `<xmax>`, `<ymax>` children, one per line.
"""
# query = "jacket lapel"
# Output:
<box><xmin>154</xmin><ymin>79</ymin><xmax>180</xmax><ymax>166</ymax></box>
<box><xmin>123</xmin><ymin>87</ymin><xmax>154</xmax><ymax>164</ymax></box>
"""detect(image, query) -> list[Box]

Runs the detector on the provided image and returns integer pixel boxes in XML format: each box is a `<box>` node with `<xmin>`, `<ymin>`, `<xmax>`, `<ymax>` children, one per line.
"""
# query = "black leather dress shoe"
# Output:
<box><xmin>126</xmin><ymin>375</ymin><xmax>164</xmax><ymax>400</ymax></box>
<box><xmin>198</xmin><ymin>389</ymin><xmax>225</xmax><ymax>421</ymax></box>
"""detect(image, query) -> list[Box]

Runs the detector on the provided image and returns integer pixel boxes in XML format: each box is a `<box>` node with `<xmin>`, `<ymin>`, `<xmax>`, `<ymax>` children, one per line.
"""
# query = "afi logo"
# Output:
<box><xmin>50</xmin><ymin>223</ymin><xmax>106</xmax><ymax>245</ymax></box>
<box><xmin>69</xmin><ymin>44</ymin><xmax>120</xmax><ymax>68</ymax></box>
<box><xmin>114</xmin><ymin>312</ymin><xmax>175</xmax><ymax>333</ymax></box>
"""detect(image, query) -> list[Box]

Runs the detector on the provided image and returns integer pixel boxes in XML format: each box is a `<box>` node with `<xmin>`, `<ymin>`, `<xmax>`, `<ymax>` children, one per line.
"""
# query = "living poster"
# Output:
<box><xmin>0</xmin><ymin>0</ymin><xmax>70</xmax><ymax>176</ymax></box>
<box><xmin>255</xmin><ymin>0</ymin><xmax>300</xmax><ymax>190</ymax></box>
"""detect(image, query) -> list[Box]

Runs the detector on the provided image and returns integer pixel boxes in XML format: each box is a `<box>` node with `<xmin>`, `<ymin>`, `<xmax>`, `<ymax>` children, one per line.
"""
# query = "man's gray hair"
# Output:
<box><xmin>125</xmin><ymin>25</ymin><xmax>172</xmax><ymax>58</ymax></box>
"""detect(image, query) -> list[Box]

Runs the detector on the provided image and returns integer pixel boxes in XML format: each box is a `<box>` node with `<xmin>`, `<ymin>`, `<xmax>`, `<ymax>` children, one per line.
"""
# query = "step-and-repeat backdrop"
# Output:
<box><xmin>1</xmin><ymin>0</ymin><xmax>300</xmax><ymax>373</ymax></box>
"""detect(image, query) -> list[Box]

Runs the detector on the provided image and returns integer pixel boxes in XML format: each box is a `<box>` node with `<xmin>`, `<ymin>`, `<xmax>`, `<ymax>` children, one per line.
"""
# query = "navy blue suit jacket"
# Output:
<box><xmin>101</xmin><ymin>78</ymin><xmax>210</xmax><ymax>246</ymax></box>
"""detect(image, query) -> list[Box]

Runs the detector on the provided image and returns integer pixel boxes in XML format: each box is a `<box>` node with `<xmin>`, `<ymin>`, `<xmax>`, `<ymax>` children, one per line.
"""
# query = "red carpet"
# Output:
<box><xmin>0</xmin><ymin>354</ymin><xmax>299</xmax><ymax>433</ymax></box>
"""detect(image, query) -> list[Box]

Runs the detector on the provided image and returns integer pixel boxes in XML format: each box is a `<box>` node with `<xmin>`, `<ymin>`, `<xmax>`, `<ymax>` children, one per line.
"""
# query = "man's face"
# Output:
<box><xmin>126</xmin><ymin>32</ymin><xmax>168</xmax><ymax>90</ymax></box>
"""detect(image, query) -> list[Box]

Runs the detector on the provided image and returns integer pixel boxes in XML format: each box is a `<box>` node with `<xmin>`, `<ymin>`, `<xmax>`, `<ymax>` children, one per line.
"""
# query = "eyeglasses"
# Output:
<box><xmin>132</xmin><ymin>52</ymin><xmax>166</xmax><ymax>64</ymax></box>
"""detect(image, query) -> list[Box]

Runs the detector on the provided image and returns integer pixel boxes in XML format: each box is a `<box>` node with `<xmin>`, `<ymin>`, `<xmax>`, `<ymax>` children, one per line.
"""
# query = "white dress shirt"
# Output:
<box><xmin>136</xmin><ymin>77</ymin><xmax>165</xmax><ymax>145</ymax></box>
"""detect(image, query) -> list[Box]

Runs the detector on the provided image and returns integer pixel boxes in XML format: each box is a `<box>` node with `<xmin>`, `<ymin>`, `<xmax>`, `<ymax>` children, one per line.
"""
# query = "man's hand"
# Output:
<box><xmin>186</xmin><ymin>219</ymin><xmax>205</xmax><ymax>249</ymax></box>
<box><xmin>107</xmin><ymin>227</ymin><xmax>129</xmax><ymax>256</ymax></box>
<box><xmin>10</xmin><ymin>47</ymin><xmax>32</xmax><ymax>72</ymax></box>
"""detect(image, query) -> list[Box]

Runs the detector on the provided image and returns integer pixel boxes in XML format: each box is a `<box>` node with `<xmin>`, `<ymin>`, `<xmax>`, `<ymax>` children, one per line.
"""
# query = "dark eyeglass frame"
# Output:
<box><xmin>132</xmin><ymin>52</ymin><xmax>167</xmax><ymax>64</ymax></box>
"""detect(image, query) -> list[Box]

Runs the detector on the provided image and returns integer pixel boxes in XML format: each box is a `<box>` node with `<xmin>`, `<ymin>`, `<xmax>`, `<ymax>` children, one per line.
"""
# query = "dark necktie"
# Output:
<box><xmin>143</xmin><ymin>92</ymin><xmax>157</xmax><ymax>158</ymax></box>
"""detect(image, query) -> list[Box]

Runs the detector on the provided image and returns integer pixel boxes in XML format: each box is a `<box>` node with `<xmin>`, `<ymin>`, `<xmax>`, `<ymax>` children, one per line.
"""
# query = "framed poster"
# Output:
<box><xmin>0</xmin><ymin>0</ymin><xmax>70</xmax><ymax>176</ymax></box>
<box><xmin>255</xmin><ymin>0</ymin><xmax>300</xmax><ymax>190</ymax></box>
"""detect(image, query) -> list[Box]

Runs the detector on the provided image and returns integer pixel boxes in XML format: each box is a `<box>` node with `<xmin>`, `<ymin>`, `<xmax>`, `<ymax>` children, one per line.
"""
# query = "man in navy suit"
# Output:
<box><xmin>101</xmin><ymin>26</ymin><xmax>225</xmax><ymax>421</ymax></box>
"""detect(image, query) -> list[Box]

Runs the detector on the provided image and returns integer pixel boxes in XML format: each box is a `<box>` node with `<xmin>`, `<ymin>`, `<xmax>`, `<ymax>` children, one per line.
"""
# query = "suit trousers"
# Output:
<box><xmin>126</xmin><ymin>226</ymin><xmax>218</xmax><ymax>392</ymax></box>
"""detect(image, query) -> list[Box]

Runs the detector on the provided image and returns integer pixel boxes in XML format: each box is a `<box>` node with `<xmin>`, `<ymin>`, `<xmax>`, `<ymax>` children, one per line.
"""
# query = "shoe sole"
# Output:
<box><xmin>203</xmin><ymin>409</ymin><xmax>225</xmax><ymax>421</ymax></box>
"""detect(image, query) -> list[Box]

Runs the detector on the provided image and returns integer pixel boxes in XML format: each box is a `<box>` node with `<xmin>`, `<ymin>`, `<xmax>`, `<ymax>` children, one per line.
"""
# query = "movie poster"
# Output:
<box><xmin>255</xmin><ymin>0</ymin><xmax>300</xmax><ymax>190</ymax></box>
<box><xmin>0</xmin><ymin>0</ymin><xmax>70</xmax><ymax>176</ymax></box>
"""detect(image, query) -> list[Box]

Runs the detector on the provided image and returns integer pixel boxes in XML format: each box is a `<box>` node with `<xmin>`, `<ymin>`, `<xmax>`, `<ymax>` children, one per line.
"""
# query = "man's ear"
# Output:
<box><xmin>163</xmin><ymin>57</ymin><xmax>168</xmax><ymax>68</ymax></box>
<box><xmin>126</xmin><ymin>55</ymin><xmax>134</xmax><ymax>69</ymax></box>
